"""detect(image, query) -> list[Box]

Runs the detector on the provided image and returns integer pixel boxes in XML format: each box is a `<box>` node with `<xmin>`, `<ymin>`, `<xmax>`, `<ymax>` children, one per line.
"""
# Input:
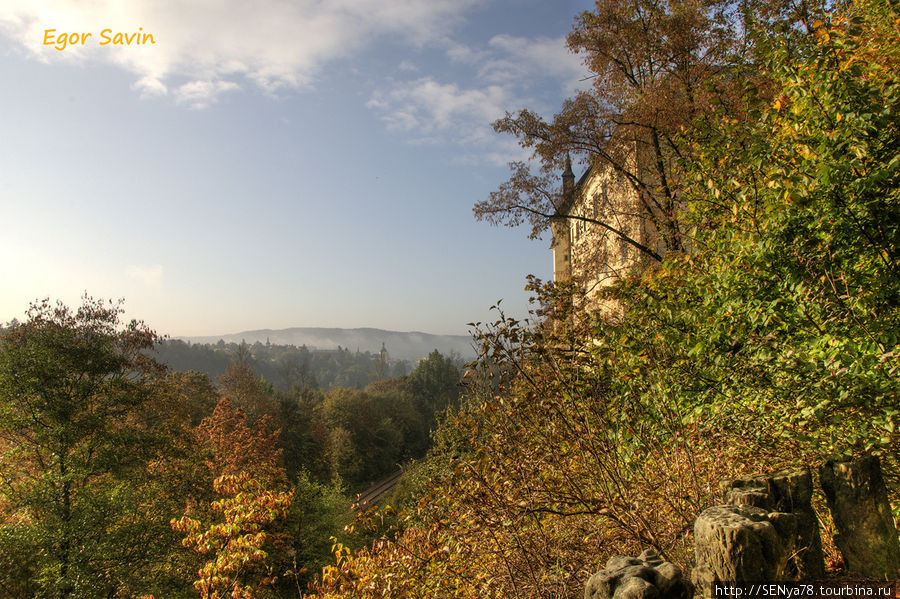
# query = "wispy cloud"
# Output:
<box><xmin>0</xmin><ymin>0</ymin><xmax>483</xmax><ymax>107</ymax></box>
<box><xmin>368</xmin><ymin>35</ymin><xmax>587</xmax><ymax>164</ymax></box>
<box><xmin>369</xmin><ymin>79</ymin><xmax>511</xmax><ymax>134</ymax></box>
<box><xmin>174</xmin><ymin>79</ymin><xmax>239</xmax><ymax>108</ymax></box>
<box><xmin>126</xmin><ymin>264</ymin><xmax>164</xmax><ymax>290</ymax></box>
<box><xmin>482</xmin><ymin>35</ymin><xmax>586</xmax><ymax>93</ymax></box>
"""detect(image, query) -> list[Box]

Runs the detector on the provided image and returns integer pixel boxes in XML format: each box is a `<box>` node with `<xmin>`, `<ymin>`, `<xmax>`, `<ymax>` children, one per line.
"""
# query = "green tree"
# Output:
<box><xmin>407</xmin><ymin>350</ymin><xmax>461</xmax><ymax>423</ymax></box>
<box><xmin>0</xmin><ymin>297</ymin><xmax>165</xmax><ymax>598</ymax></box>
<box><xmin>667</xmin><ymin>0</ymin><xmax>900</xmax><ymax>457</ymax></box>
<box><xmin>320</xmin><ymin>385</ymin><xmax>428</xmax><ymax>489</ymax></box>
<box><xmin>217</xmin><ymin>363</ymin><xmax>278</xmax><ymax>425</ymax></box>
<box><xmin>277</xmin><ymin>387</ymin><xmax>332</xmax><ymax>483</ymax></box>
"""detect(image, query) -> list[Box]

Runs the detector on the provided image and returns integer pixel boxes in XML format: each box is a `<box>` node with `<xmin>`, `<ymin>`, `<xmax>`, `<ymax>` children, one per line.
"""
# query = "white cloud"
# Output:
<box><xmin>370</xmin><ymin>78</ymin><xmax>511</xmax><ymax>133</ymax></box>
<box><xmin>369</xmin><ymin>35</ymin><xmax>588</xmax><ymax>164</ymax></box>
<box><xmin>0</xmin><ymin>0</ymin><xmax>484</xmax><ymax>106</ymax></box>
<box><xmin>485</xmin><ymin>34</ymin><xmax>585</xmax><ymax>93</ymax></box>
<box><xmin>175</xmin><ymin>79</ymin><xmax>239</xmax><ymax>109</ymax></box>
<box><xmin>445</xmin><ymin>40</ymin><xmax>487</xmax><ymax>64</ymax></box>
<box><xmin>126</xmin><ymin>264</ymin><xmax>164</xmax><ymax>290</ymax></box>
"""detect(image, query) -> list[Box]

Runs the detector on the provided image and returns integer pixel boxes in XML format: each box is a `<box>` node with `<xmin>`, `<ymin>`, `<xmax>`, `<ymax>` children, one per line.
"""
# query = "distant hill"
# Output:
<box><xmin>182</xmin><ymin>327</ymin><xmax>475</xmax><ymax>362</ymax></box>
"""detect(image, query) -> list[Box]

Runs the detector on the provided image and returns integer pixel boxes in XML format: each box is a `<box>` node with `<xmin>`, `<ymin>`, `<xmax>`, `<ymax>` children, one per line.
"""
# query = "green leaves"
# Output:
<box><xmin>668</xmin><ymin>0</ymin><xmax>900</xmax><ymax>459</ymax></box>
<box><xmin>0</xmin><ymin>297</ymin><xmax>169</xmax><ymax>597</ymax></box>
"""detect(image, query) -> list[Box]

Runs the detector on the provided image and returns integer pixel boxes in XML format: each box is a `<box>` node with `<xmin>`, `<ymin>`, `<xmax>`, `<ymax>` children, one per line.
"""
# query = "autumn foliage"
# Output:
<box><xmin>172</xmin><ymin>473</ymin><xmax>294</xmax><ymax>599</ymax></box>
<box><xmin>197</xmin><ymin>398</ymin><xmax>285</xmax><ymax>484</ymax></box>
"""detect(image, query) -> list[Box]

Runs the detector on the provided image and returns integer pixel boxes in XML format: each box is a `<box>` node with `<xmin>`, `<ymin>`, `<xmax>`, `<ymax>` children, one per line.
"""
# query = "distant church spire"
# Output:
<box><xmin>562</xmin><ymin>154</ymin><xmax>575</xmax><ymax>195</ymax></box>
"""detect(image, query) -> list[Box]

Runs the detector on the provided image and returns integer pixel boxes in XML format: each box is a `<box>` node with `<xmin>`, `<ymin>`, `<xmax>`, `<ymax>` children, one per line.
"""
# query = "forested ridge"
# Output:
<box><xmin>153</xmin><ymin>338</ymin><xmax>424</xmax><ymax>392</ymax></box>
<box><xmin>2</xmin><ymin>0</ymin><xmax>899</xmax><ymax>596</ymax></box>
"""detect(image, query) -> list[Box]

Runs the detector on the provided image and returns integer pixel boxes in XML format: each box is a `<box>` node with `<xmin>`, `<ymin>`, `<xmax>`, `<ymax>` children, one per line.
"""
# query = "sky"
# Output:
<box><xmin>0</xmin><ymin>0</ymin><xmax>594</xmax><ymax>338</ymax></box>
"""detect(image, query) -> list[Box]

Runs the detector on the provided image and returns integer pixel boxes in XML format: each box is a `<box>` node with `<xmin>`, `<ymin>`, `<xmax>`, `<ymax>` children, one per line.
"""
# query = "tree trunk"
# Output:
<box><xmin>820</xmin><ymin>455</ymin><xmax>900</xmax><ymax>579</ymax></box>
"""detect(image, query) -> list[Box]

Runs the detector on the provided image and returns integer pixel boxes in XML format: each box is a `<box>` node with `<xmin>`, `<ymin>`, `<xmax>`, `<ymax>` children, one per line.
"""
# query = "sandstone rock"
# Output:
<box><xmin>721</xmin><ymin>467</ymin><xmax>825</xmax><ymax>579</ymax></box>
<box><xmin>585</xmin><ymin>549</ymin><xmax>692</xmax><ymax>599</ymax></box>
<box><xmin>820</xmin><ymin>455</ymin><xmax>900</xmax><ymax>578</ymax></box>
<box><xmin>693</xmin><ymin>505</ymin><xmax>796</xmax><ymax>597</ymax></box>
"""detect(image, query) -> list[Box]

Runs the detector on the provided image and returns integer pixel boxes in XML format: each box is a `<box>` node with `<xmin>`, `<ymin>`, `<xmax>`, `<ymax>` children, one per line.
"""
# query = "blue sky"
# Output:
<box><xmin>0</xmin><ymin>0</ymin><xmax>593</xmax><ymax>337</ymax></box>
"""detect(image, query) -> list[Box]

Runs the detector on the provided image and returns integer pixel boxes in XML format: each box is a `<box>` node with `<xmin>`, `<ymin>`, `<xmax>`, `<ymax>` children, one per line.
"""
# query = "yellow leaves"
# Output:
<box><xmin>793</xmin><ymin>143</ymin><xmax>817</xmax><ymax>161</ymax></box>
<box><xmin>172</xmin><ymin>473</ymin><xmax>293</xmax><ymax>597</ymax></box>
<box><xmin>773</xmin><ymin>94</ymin><xmax>791</xmax><ymax>114</ymax></box>
<box><xmin>814</xmin><ymin>22</ymin><xmax>831</xmax><ymax>43</ymax></box>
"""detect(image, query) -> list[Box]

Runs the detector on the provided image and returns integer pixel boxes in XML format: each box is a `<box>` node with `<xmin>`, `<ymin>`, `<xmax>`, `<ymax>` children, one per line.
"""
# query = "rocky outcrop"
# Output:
<box><xmin>721</xmin><ymin>468</ymin><xmax>825</xmax><ymax>579</ymax></box>
<box><xmin>692</xmin><ymin>505</ymin><xmax>797</xmax><ymax>597</ymax></box>
<box><xmin>585</xmin><ymin>456</ymin><xmax>898</xmax><ymax>599</ymax></box>
<box><xmin>584</xmin><ymin>549</ymin><xmax>693</xmax><ymax>599</ymax></box>
<box><xmin>820</xmin><ymin>456</ymin><xmax>900</xmax><ymax>578</ymax></box>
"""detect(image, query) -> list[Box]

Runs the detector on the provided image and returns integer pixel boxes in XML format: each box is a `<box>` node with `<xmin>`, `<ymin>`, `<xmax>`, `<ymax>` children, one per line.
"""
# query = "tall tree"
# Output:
<box><xmin>407</xmin><ymin>350</ymin><xmax>461</xmax><ymax>423</ymax></box>
<box><xmin>173</xmin><ymin>398</ymin><xmax>294</xmax><ymax>598</ymax></box>
<box><xmin>0</xmin><ymin>297</ymin><xmax>164</xmax><ymax>598</ymax></box>
<box><xmin>217</xmin><ymin>363</ymin><xmax>278</xmax><ymax>424</ymax></box>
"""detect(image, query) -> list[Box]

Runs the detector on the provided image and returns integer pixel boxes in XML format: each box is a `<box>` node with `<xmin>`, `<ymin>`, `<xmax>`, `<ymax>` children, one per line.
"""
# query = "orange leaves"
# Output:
<box><xmin>196</xmin><ymin>398</ymin><xmax>285</xmax><ymax>486</ymax></box>
<box><xmin>772</xmin><ymin>94</ymin><xmax>790</xmax><ymax>112</ymax></box>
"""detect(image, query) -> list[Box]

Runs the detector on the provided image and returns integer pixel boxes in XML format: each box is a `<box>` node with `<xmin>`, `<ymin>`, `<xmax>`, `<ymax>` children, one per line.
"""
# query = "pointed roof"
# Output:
<box><xmin>554</xmin><ymin>156</ymin><xmax>594</xmax><ymax>217</ymax></box>
<box><xmin>563</xmin><ymin>154</ymin><xmax>574</xmax><ymax>179</ymax></box>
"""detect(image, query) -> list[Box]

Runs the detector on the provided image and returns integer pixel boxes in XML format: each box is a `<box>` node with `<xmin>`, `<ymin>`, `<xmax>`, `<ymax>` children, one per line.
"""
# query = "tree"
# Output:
<box><xmin>0</xmin><ymin>297</ymin><xmax>164</xmax><ymax>598</ymax></box>
<box><xmin>277</xmin><ymin>345</ymin><xmax>318</xmax><ymax>392</ymax></box>
<box><xmin>407</xmin><ymin>350</ymin><xmax>461</xmax><ymax>423</ymax></box>
<box><xmin>217</xmin><ymin>364</ymin><xmax>278</xmax><ymax>425</ymax></box>
<box><xmin>195</xmin><ymin>398</ymin><xmax>285</xmax><ymax>485</ymax></box>
<box><xmin>173</xmin><ymin>398</ymin><xmax>294</xmax><ymax>598</ymax></box>
<box><xmin>320</xmin><ymin>386</ymin><xmax>428</xmax><ymax>488</ymax></box>
<box><xmin>234</xmin><ymin>339</ymin><xmax>253</xmax><ymax>368</ymax></box>
<box><xmin>668</xmin><ymin>0</ymin><xmax>900</xmax><ymax>457</ymax></box>
<box><xmin>172</xmin><ymin>473</ymin><xmax>294</xmax><ymax>599</ymax></box>
<box><xmin>276</xmin><ymin>387</ymin><xmax>332</xmax><ymax>483</ymax></box>
<box><xmin>373</xmin><ymin>343</ymin><xmax>389</xmax><ymax>381</ymax></box>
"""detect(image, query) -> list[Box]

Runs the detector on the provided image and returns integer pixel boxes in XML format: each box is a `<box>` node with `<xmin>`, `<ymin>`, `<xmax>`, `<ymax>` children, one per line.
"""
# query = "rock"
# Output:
<box><xmin>613</xmin><ymin>576</ymin><xmax>659</xmax><ymax>599</ymax></box>
<box><xmin>605</xmin><ymin>556</ymin><xmax>644</xmax><ymax>571</ymax></box>
<box><xmin>692</xmin><ymin>505</ymin><xmax>796</xmax><ymax>597</ymax></box>
<box><xmin>585</xmin><ymin>549</ymin><xmax>692</xmax><ymax>599</ymax></box>
<box><xmin>637</xmin><ymin>548</ymin><xmax>664</xmax><ymax>567</ymax></box>
<box><xmin>820</xmin><ymin>455</ymin><xmax>900</xmax><ymax>578</ymax></box>
<box><xmin>721</xmin><ymin>468</ymin><xmax>825</xmax><ymax>579</ymax></box>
